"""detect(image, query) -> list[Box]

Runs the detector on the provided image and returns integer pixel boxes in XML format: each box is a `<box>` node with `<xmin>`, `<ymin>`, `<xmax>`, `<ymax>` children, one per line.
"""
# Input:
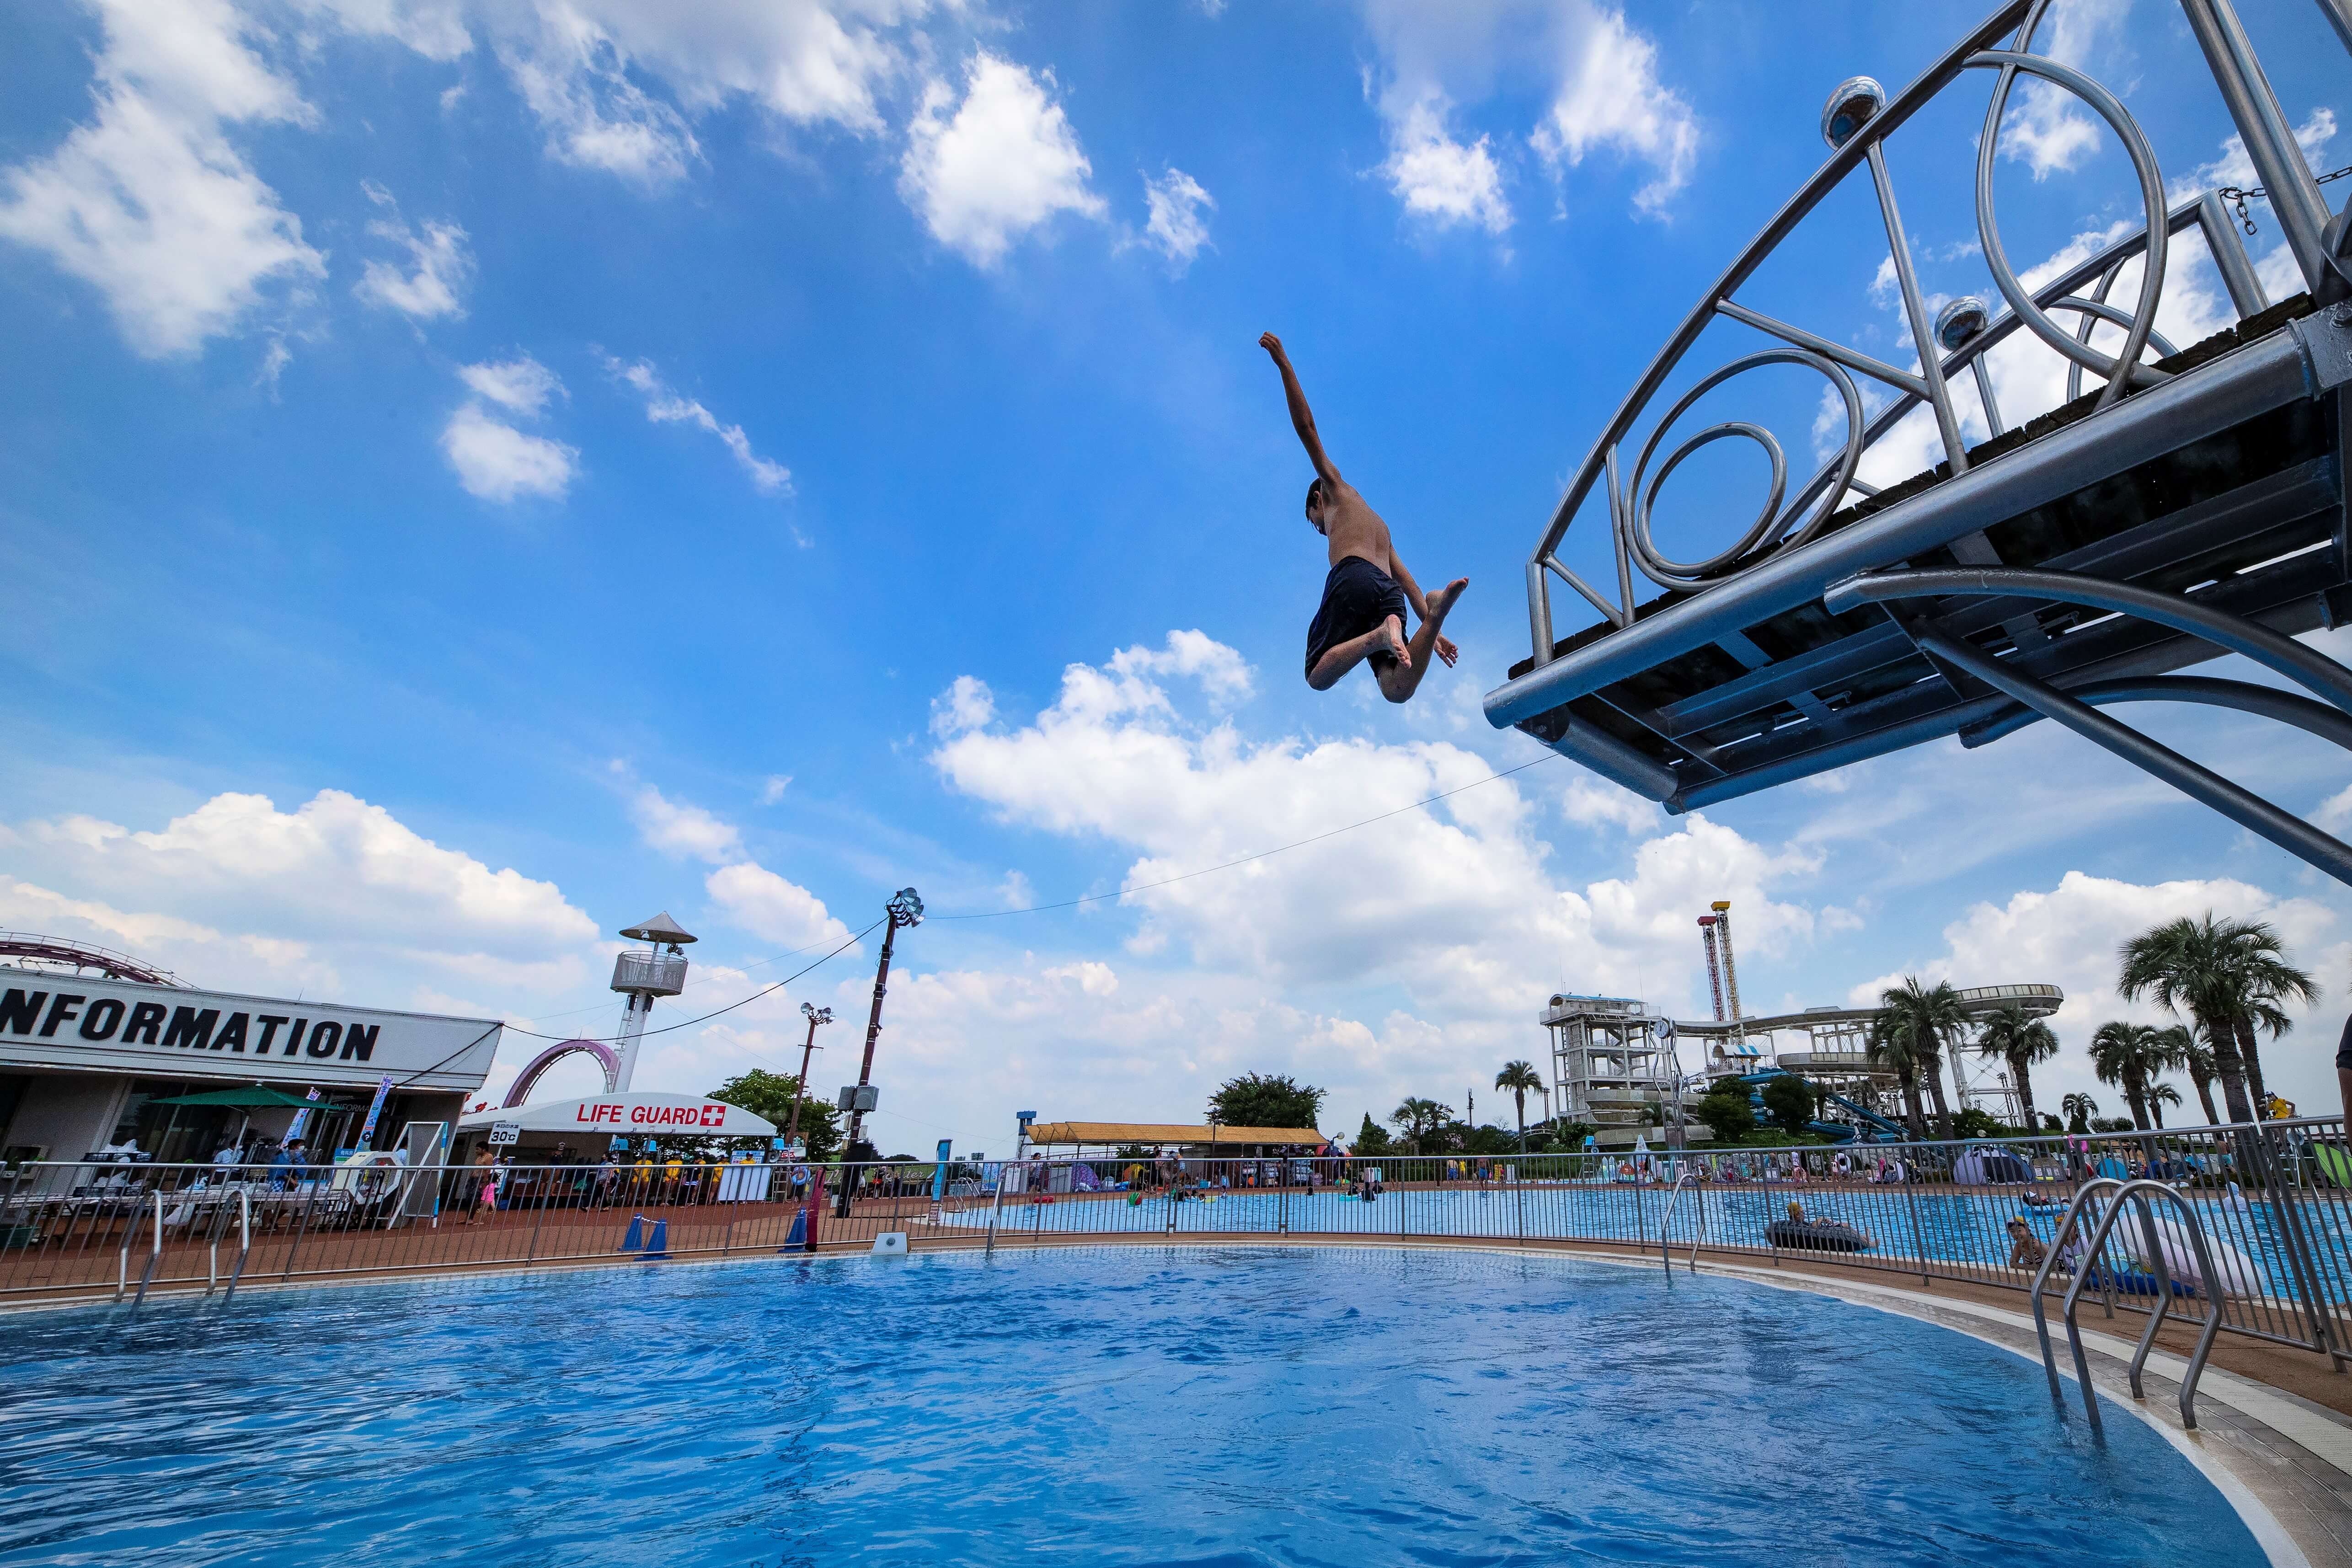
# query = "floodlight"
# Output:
<box><xmin>1820</xmin><ymin>76</ymin><xmax>1885</xmax><ymax>150</ymax></box>
<box><xmin>888</xmin><ymin>887</ymin><xmax>925</xmax><ymax>928</ymax></box>
<box><xmin>1934</xmin><ymin>296</ymin><xmax>1991</xmax><ymax>354</ymax></box>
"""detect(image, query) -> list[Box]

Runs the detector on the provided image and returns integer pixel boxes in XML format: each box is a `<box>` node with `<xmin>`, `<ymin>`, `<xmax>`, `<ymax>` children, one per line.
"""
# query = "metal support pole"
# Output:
<box><xmin>1904</xmin><ymin>1174</ymin><xmax>1928</xmax><ymax>1285</ymax></box>
<box><xmin>1868</xmin><ymin>142</ymin><xmax>1969</xmax><ymax>474</ymax></box>
<box><xmin>2197</xmin><ymin>190</ymin><xmax>2271</xmax><ymax>319</ymax></box>
<box><xmin>838</xmin><ymin>892</ymin><xmax>921</xmax><ymax>1217</ymax></box>
<box><xmin>984</xmin><ymin>1170</ymin><xmax>1004</xmax><ymax>1255</ymax></box>
<box><xmin>1909</xmin><ymin>623</ymin><xmax>2352</xmax><ymax>883</ymax></box>
<box><xmin>2179</xmin><ymin>0</ymin><xmax>2334</xmax><ymax>294</ymax></box>
<box><xmin>2315</xmin><ymin>0</ymin><xmax>2352</xmax><ymax>56</ymax></box>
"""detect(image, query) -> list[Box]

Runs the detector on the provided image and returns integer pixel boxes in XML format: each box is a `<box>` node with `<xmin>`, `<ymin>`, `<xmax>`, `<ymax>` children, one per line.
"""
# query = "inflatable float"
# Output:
<box><xmin>1765</xmin><ymin>1218</ymin><xmax>1874</xmax><ymax>1252</ymax></box>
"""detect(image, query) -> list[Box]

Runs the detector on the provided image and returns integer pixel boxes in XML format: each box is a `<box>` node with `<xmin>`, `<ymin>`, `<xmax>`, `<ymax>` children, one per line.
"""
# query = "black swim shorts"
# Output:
<box><xmin>2336</xmin><ymin>1012</ymin><xmax>2352</xmax><ymax>1072</ymax></box>
<box><xmin>1304</xmin><ymin>555</ymin><xmax>1411</xmax><ymax>678</ymax></box>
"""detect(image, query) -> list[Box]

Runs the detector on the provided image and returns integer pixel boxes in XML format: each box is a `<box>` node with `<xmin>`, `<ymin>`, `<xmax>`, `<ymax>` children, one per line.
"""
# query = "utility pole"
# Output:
<box><xmin>836</xmin><ymin>888</ymin><xmax>922</xmax><ymax>1216</ymax></box>
<box><xmin>785</xmin><ymin>1002</ymin><xmax>833</xmax><ymax>1153</ymax></box>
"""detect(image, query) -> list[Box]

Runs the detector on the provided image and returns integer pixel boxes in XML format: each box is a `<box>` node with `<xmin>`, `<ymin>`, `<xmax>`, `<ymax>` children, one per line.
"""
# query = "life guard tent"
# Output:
<box><xmin>456</xmin><ymin>1092</ymin><xmax>777</xmax><ymax>1158</ymax></box>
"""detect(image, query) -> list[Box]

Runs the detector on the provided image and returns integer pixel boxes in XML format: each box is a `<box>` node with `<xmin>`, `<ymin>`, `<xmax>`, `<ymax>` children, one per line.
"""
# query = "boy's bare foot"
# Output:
<box><xmin>1427</xmin><ymin>577</ymin><xmax>1469</xmax><ymax>622</ymax></box>
<box><xmin>1376</xmin><ymin>614</ymin><xmax>1412</xmax><ymax>668</ymax></box>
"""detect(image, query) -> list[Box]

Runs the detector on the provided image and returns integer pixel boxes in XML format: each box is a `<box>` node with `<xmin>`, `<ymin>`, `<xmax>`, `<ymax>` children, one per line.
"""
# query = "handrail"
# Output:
<box><xmin>1657</xmin><ymin>1167</ymin><xmax>1706</xmax><ymax>1280</ymax></box>
<box><xmin>1516</xmin><ymin>0</ymin><xmax>2326</xmax><ymax>667</ymax></box>
<box><xmin>2033</xmin><ymin>1177</ymin><xmax>2230</xmax><ymax>1433</ymax></box>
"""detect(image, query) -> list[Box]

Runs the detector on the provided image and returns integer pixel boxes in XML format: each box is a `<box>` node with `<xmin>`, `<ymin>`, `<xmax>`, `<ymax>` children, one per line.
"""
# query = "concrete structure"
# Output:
<box><xmin>1544</xmin><ymin>994</ymin><xmax>1695</xmax><ymax>1150</ymax></box>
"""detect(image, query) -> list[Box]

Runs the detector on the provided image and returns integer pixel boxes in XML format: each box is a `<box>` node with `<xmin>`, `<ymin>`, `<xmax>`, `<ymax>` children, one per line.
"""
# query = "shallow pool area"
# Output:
<box><xmin>0</xmin><ymin>1247</ymin><xmax>2267</xmax><ymax>1566</ymax></box>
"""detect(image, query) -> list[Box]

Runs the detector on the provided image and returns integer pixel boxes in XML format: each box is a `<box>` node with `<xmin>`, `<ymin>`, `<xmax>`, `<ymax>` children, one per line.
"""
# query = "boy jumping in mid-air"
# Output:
<box><xmin>1261</xmin><ymin>332</ymin><xmax>1467</xmax><ymax>701</ymax></box>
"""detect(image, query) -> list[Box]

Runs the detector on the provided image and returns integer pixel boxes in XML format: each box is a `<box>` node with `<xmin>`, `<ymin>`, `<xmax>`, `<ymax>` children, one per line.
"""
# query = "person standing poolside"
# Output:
<box><xmin>1258</xmin><ymin>333</ymin><xmax>1467</xmax><ymax>701</ymax></box>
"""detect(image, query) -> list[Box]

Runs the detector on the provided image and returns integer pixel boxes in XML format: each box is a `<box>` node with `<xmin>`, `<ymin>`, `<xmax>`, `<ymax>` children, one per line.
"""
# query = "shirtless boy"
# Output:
<box><xmin>1261</xmin><ymin>332</ymin><xmax>1467</xmax><ymax>701</ymax></box>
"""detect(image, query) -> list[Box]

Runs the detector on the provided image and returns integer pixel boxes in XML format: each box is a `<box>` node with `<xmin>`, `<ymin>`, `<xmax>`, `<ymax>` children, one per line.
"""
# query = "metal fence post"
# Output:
<box><xmin>1904</xmin><ymin>1172</ymin><xmax>1929</xmax><ymax>1285</ymax></box>
<box><xmin>2251</xmin><ymin>1124</ymin><xmax>2347</xmax><ymax>1368</ymax></box>
<box><xmin>984</xmin><ymin>1173</ymin><xmax>1004</xmax><ymax>1256</ymax></box>
<box><xmin>525</xmin><ymin>1172</ymin><xmax>549</xmax><ymax>1263</ymax></box>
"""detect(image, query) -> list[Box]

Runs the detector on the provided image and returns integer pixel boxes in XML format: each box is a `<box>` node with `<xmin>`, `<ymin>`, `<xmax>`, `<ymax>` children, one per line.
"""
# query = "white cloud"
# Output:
<box><xmin>0</xmin><ymin>0</ymin><xmax>326</xmax><ymax>357</ymax></box>
<box><xmin>1996</xmin><ymin>0</ymin><xmax>2132</xmax><ymax>179</ymax></box>
<box><xmin>459</xmin><ymin>354</ymin><xmax>564</xmax><ymax>416</ymax></box>
<box><xmin>603</xmin><ymin>356</ymin><xmax>791</xmax><ymax>495</ymax></box>
<box><xmin>1854</xmin><ymin>870</ymin><xmax>2343</xmax><ymax>1112</ymax></box>
<box><xmin>1107</xmin><ymin>629</ymin><xmax>1254</xmax><ymax>705</ymax></box>
<box><xmin>1525</xmin><ymin>5</ymin><xmax>1697</xmax><ymax>216</ymax></box>
<box><xmin>758</xmin><ymin>775</ymin><xmax>793</xmax><ymax>805</ymax></box>
<box><xmin>1358</xmin><ymin>0</ymin><xmax>1698</xmax><ymax>233</ymax></box>
<box><xmin>495</xmin><ymin>6</ymin><xmax>703</xmax><ymax>184</ymax></box>
<box><xmin>1382</xmin><ymin>102</ymin><xmax>1512</xmax><ymax>235</ymax></box>
<box><xmin>441</xmin><ymin>355</ymin><xmax>577</xmax><ymax>502</ymax></box>
<box><xmin>900</xmin><ymin>51</ymin><xmax>1105</xmax><ymax>267</ymax></box>
<box><xmin>352</xmin><ymin>181</ymin><xmax>472</xmax><ymax>320</ymax></box>
<box><xmin>1561</xmin><ymin>776</ymin><xmax>1657</xmax><ymax>834</ymax></box>
<box><xmin>930</xmin><ymin>674</ymin><xmax>995</xmax><ymax>737</ymax></box>
<box><xmin>442</xmin><ymin>403</ymin><xmax>578</xmax><ymax>502</ymax></box>
<box><xmin>706</xmin><ymin>861</ymin><xmax>853</xmax><ymax>949</ymax></box>
<box><xmin>294</xmin><ymin>0</ymin><xmax>473</xmax><ymax>62</ymax></box>
<box><xmin>627</xmin><ymin>782</ymin><xmax>744</xmax><ymax>864</ymax></box>
<box><xmin>1139</xmin><ymin>167</ymin><xmax>1214</xmax><ymax>271</ymax></box>
<box><xmin>0</xmin><ymin>789</ymin><xmax>599</xmax><ymax>1006</ymax></box>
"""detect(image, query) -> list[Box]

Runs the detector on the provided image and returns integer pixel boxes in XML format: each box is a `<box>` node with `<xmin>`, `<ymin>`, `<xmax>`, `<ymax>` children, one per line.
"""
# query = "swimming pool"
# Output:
<box><xmin>0</xmin><ymin>1247</ymin><xmax>2265</xmax><ymax>1566</ymax></box>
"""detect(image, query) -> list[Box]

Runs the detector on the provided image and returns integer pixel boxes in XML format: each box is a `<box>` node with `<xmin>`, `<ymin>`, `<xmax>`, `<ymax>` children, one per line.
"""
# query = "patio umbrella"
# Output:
<box><xmin>144</xmin><ymin>1086</ymin><xmax>351</xmax><ymax>1155</ymax></box>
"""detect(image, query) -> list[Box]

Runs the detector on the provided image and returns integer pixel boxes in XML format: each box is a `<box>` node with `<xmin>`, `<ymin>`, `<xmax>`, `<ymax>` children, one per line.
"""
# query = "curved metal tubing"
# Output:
<box><xmin>1625</xmin><ymin>350</ymin><xmax>1862</xmax><ymax>586</ymax></box>
<box><xmin>504</xmin><ymin>1037</ymin><xmax>622</xmax><ymax>1104</ymax></box>
<box><xmin>1907</xmin><ymin>622</ymin><xmax>2352</xmax><ymax>883</ymax></box>
<box><xmin>1959</xmin><ymin>674</ymin><xmax>2352</xmax><ymax>750</ymax></box>
<box><xmin>1825</xmin><ymin>567</ymin><xmax>2352</xmax><ymax>714</ymax></box>
<box><xmin>1522</xmin><ymin>0</ymin><xmax>2035</xmax><ymax>655</ymax></box>
<box><xmin>1973</xmin><ymin>46</ymin><xmax>2170</xmax><ymax>407</ymax></box>
<box><xmin>1657</xmin><ymin>1167</ymin><xmax>1707</xmax><ymax>1279</ymax></box>
<box><xmin>2058</xmin><ymin>1178</ymin><xmax>2231</xmax><ymax>1430</ymax></box>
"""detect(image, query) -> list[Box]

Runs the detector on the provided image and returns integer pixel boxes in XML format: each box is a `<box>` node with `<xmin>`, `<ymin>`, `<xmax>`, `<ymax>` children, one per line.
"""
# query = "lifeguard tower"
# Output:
<box><xmin>610</xmin><ymin>911</ymin><xmax>694</xmax><ymax>1092</ymax></box>
<box><xmin>1545</xmin><ymin>994</ymin><xmax>1694</xmax><ymax>1149</ymax></box>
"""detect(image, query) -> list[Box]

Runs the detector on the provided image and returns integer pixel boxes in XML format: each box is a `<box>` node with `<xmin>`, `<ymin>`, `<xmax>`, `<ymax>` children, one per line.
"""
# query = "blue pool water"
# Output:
<box><xmin>0</xmin><ymin>1247</ymin><xmax>2263</xmax><ymax>1566</ymax></box>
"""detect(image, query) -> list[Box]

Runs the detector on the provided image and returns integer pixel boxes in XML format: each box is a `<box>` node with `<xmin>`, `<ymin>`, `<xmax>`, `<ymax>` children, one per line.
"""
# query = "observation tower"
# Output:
<box><xmin>610</xmin><ymin>911</ymin><xmax>694</xmax><ymax>1093</ymax></box>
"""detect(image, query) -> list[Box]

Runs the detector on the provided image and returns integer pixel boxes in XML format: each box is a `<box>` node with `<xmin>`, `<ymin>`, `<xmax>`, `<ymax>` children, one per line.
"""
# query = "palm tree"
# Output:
<box><xmin>2089</xmin><ymin>1021</ymin><xmax>2187</xmax><ymax>1130</ymax></box>
<box><xmin>2164</xmin><ymin>1027</ymin><xmax>2218</xmax><ymax>1125</ymax></box>
<box><xmin>1973</xmin><ymin>1003</ymin><xmax>2060</xmax><ymax>1130</ymax></box>
<box><xmin>1871</xmin><ymin>977</ymin><xmax>1967</xmax><ymax>1140</ymax></box>
<box><xmin>1865</xmin><ymin>1010</ymin><xmax>1930</xmax><ymax>1139</ymax></box>
<box><xmin>2061</xmin><ymin>1092</ymin><xmax>2099</xmax><ymax>1135</ymax></box>
<box><xmin>2147</xmin><ymin>1082</ymin><xmax>2183</xmax><ymax>1129</ymax></box>
<box><xmin>1390</xmin><ymin>1097</ymin><xmax>1452</xmax><ymax>1156</ymax></box>
<box><xmin>2216</xmin><ymin>919</ymin><xmax>2318</xmax><ymax>1111</ymax></box>
<box><xmin>1494</xmin><ymin>1061</ymin><xmax>1544</xmax><ymax>1153</ymax></box>
<box><xmin>2120</xmin><ymin>916</ymin><xmax>2253</xmax><ymax>1123</ymax></box>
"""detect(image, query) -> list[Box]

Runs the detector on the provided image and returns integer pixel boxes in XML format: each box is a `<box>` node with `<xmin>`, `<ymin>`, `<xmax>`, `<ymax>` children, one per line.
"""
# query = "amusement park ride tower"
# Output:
<box><xmin>609</xmin><ymin>912</ymin><xmax>695</xmax><ymax>1093</ymax></box>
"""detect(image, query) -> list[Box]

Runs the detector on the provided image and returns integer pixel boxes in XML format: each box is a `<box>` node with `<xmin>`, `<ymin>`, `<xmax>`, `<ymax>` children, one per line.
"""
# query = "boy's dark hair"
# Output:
<box><xmin>1305</xmin><ymin>476</ymin><xmax>1326</xmax><ymax>532</ymax></box>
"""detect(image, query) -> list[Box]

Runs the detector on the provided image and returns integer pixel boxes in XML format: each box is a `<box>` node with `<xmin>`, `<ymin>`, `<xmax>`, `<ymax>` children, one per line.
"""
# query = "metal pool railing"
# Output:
<box><xmin>9</xmin><ymin>1120</ymin><xmax>2352</xmax><ymax>1375</ymax></box>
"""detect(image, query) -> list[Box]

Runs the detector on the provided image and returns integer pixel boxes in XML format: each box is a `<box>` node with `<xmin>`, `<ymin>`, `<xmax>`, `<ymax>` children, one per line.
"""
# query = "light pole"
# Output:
<box><xmin>836</xmin><ymin>887</ymin><xmax>922</xmax><ymax>1215</ymax></box>
<box><xmin>786</xmin><ymin>1002</ymin><xmax>833</xmax><ymax>1154</ymax></box>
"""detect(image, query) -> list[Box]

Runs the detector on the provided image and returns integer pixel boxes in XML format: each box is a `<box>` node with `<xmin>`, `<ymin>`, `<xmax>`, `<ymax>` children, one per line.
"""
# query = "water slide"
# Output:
<box><xmin>1729</xmin><ymin>1071</ymin><xmax>1905</xmax><ymax>1143</ymax></box>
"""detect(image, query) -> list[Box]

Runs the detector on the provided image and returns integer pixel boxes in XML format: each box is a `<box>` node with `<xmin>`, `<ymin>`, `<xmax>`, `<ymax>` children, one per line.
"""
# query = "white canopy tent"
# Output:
<box><xmin>457</xmin><ymin>1092</ymin><xmax>778</xmax><ymax>1138</ymax></box>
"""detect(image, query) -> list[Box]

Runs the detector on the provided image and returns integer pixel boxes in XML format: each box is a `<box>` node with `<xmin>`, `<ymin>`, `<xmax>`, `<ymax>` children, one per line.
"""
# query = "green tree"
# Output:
<box><xmin>2118</xmin><ymin>914</ymin><xmax>2313</xmax><ymax>1124</ymax></box>
<box><xmin>2147</xmin><ymin>1082</ymin><xmax>2183</xmax><ymax>1129</ymax></box>
<box><xmin>2060</xmin><ymin>1092</ymin><xmax>2098</xmax><ymax>1135</ymax></box>
<box><xmin>1209</xmin><ymin>1073</ymin><xmax>1326</xmax><ymax>1133</ymax></box>
<box><xmin>1972</xmin><ymin>1004</ymin><xmax>2060</xmax><ymax>1131</ymax></box>
<box><xmin>1351</xmin><ymin>1112</ymin><xmax>1394</xmax><ymax>1155</ymax></box>
<box><xmin>2090</xmin><ymin>1021</ymin><xmax>2186</xmax><ymax>1130</ymax></box>
<box><xmin>1494</xmin><ymin>1061</ymin><xmax>1544</xmax><ymax>1152</ymax></box>
<box><xmin>2171</xmin><ymin>1030</ymin><xmax>2220</xmax><ymax>1126</ymax></box>
<box><xmin>709</xmin><ymin>1069</ymin><xmax>840</xmax><ymax>1162</ymax></box>
<box><xmin>1697</xmin><ymin>1084</ymin><xmax>1757</xmax><ymax>1142</ymax></box>
<box><xmin>1871</xmin><ymin>978</ymin><xmax>1967</xmax><ymax>1141</ymax></box>
<box><xmin>1390</xmin><ymin>1097</ymin><xmax>1452</xmax><ymax>1155</ymax></box>
<box><xmin>1759</xmin><ymin>1074</ymin><xmax>1817</xmax><ymax>1136</ymax></box>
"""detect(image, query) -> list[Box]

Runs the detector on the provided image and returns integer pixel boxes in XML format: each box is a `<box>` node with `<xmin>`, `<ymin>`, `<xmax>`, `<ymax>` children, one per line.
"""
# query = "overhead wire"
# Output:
<box><xmin>497</xmin><ymin>920</ymin><xmax>882</xmax><ymax>1044</ymax></box>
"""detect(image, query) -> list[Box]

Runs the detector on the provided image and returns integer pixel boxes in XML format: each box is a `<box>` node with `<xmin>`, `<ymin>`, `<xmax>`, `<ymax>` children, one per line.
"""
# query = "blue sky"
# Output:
<box><xmin>5</xmin><ymin>0</ymin><xmax>2352</xmax><ymax>1152</ymax></box>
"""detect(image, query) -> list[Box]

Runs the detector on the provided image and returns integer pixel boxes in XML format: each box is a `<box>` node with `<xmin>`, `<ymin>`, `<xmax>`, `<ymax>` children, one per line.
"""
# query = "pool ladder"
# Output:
<box><xmin>1657</xmin><ymin>1168</ymin><xmax>1707</xmax><ymax>1282</ymax></box>
<box><xmin>2029</xmin><ymin>1177</ymin><xmax>2226</xmax><ymax>1433</ymax></box>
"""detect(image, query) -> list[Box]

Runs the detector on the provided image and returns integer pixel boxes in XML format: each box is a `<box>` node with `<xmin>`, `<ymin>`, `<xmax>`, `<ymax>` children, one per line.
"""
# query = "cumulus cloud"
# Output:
<box><xmin>352</xmin><ymin>180</ymin><xmax>472</xmax><ymax>320</ymax></box>
<box><xmin>1358</xmin><ymin>0</ymin><xmax>1698</xmax><ymax>233</ymax></box>
<box><xmin>900</xmin><ymin>51</ymin><xmax>1105</xmax><ymax>267</ymax></box>
<box><xmin>495</xmin><ymin>6</ymin><xmax>704</xmax><ymax>184</ymax></box>
<box><xmin>1851</xmin><ymin>869</ymin><xmax>2344</xmax><ymax>1112</ymax></box>
<box><xmin>0</xmin><ymin>790</ymin><xmax>599</xmax><ymax>1005</ymax></box>
<box><xmin>444</xmin><ymin>355</ymin><xmax>578</xmax><ymax>502</ymax></box>
<box><xmin>930</xmin><ymin>674</ymin><xmax>995</xmax><ymax>737</ymax></box>
<box><xmin>1525</xmin><ymin>4</ymin><xmax>1697</xmax><ymax>216</ymax></box>
<box><xmin>706</xmin><ymin>861</ymin><xmax>854</xmax><ymax>949</ymax></box>
<box><xmin>627</xmin><ymin>782</ymin><xmax>745</xmax><ymax>864</ymax></box>
<box><xmin>603</xmin><ymin>355</ymin><xmax>791</xmax><ymax>495</ymax></box>
<box><xmin>1996</xmin><ymin>0</ymin><xmax>2132</xmax><ymax>179</ymax></box>
<box><xmin>294</xmin><ymin>0</ymin><xmax>473</xmax><ymax>61</ymax></box>
<box><xmin>1139</xmin><ymin>167</ymin><xmax>1214</xmax><ymax>271</ymax></box>
<box><xmin>0</xmin><ymin>0</ymin><xmax>326</xmax><ymax>357</ymax></box>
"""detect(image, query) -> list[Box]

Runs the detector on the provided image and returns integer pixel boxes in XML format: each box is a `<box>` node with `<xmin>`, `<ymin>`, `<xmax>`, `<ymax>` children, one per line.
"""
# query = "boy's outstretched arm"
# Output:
<box><xmin>1260</xmin><ymin>332</ymin><xmax>1341</xmax><ymax>487</ymax></box>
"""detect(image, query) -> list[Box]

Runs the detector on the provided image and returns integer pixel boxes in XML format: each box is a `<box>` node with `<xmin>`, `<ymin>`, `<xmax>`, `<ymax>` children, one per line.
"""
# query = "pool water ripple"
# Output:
<box><xmin>0</xmin><ymin>1246</ymin><xmax>2266</xmax><ymax>1567</ymax></box>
